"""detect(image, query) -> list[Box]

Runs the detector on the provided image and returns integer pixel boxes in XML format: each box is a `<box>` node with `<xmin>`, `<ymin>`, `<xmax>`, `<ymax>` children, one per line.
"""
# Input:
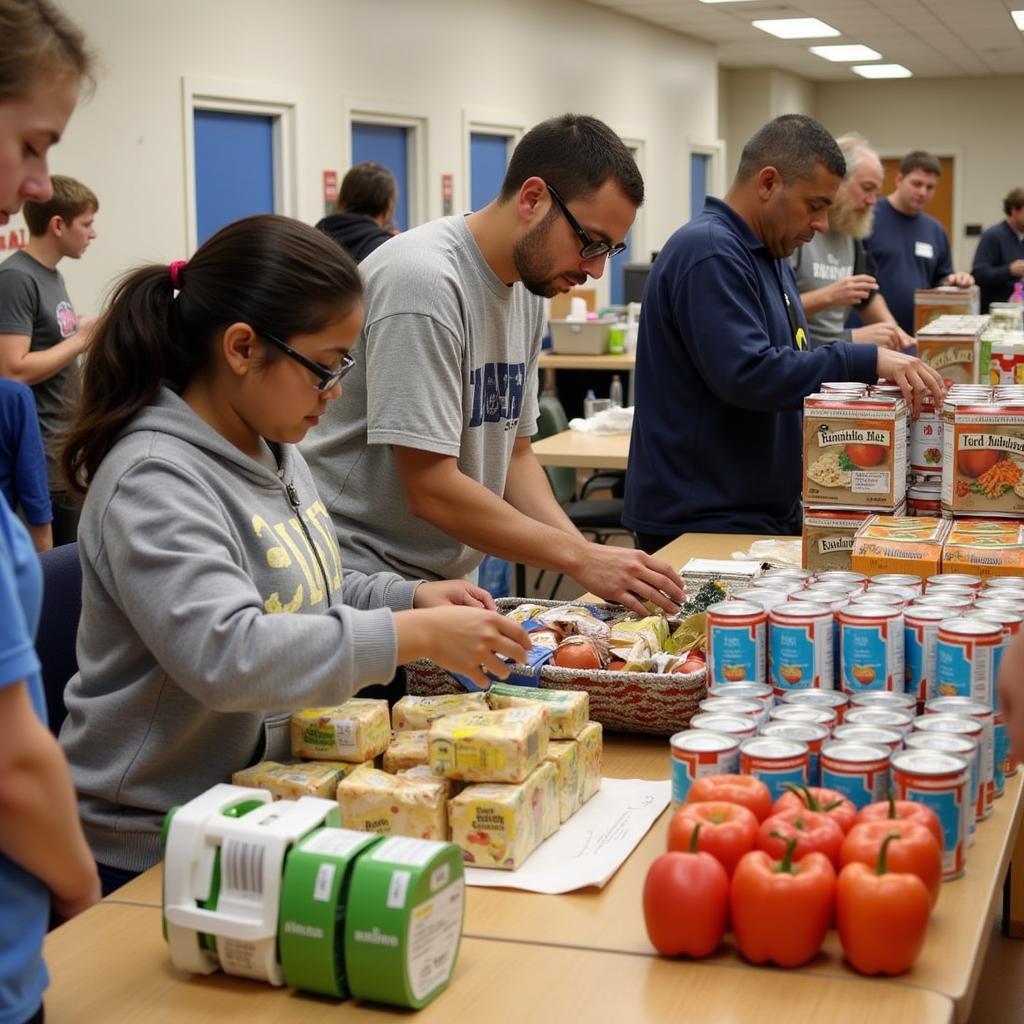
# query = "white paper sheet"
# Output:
<box><xmin>463</xmin><ymin>777</ymin><xmax>670</xmax><ymax>894</ymax></box>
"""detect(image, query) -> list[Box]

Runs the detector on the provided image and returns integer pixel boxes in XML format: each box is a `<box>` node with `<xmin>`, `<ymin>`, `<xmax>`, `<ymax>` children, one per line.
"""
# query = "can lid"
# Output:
<box><xmin>769</xmin><ymin>705</ymin><xmax>836</xmax><ymax>724</ymax></box>
<box><xmin>905</xmin><ymin>732</ymin><xmax>975</xmax><ymax>755</ymax></box>
<box><xmin>841</xmin><ymin>603</ymin><xmax>902</xmax><ymax>617</ymax></box>
<box><xmin>925</xmin><ymin>697</ymin><xmax>991</xmax><ymax>716</ymax></box>
<box><xmin>905</xmin><ymin>604</ymin><xmax>954</xmax><ymax>621</ymax></box>
<box><xmin>913</xmin><ymin>714</ymin><xmax>981</xmax><ymax>736</ymax></box>
<box><xmin>832</xmin><ymin>724</ymin><xmax>903</xmax><ymax>744</ymax></box>
<box><xmin>699</xmin><ymin>698</ymin><xmax>762</xmax><ymax>715</ymax></box>
<box><xmin>670</xmin><ymin>729</ymin><xmax>740</xmax><ymax>754</ymax></box>
<box><xmin>845</xmin><ymin>708</ymin><xmax>913</xmax><ymax>726</ymax></box>
<box><xmin>821</xmin><ymin>741</ymin><xmax>890</xmax><ymax>763</ymax></box>
<box><xmin>780</xmin><ymin>690</ymin><xmax>848</xmax><ymax>707</ymax></box>
<box><xmin>760</xmin><ymin>722</ymin><xmax>830</xmax><ymax>742</ymax></box>
<box><xmin>849</xmin><ymin>692</ymin><xmax>916</xmax><ymax>709</ymax></box>
<box><xmin>708</xmin><ymin>683</ymin><xmax>773</xmax><ymax>699</ymax></box>
<box><xmin>689</xmin><ymin>713</ymin><xmax>756</xmax><ymax>734</ymax></box>
<box><xmin>739</xmin><ymin>736</ymin><xmax>809</xmax><ymax>758</ymax></box>
<box><xmin>707</xmin><ymin>600</ymin><xmax>765</xmax><ymax>617</ymax></box>
<box><xmin>890</xmin><ymin>748</ymin><xmax>968</xmax><ymax>775</ymax></box>
<box><xmin>938</xmin><ymin>615</ymin><xmax>1002</xmax><ymax>636</ymax></box>
<box><xmin>870</xmin><ymin>575</ymin><xmax>922</xmax><ymax>586</ymax></box>
<box><xmin>771</xmin><ymin>602</ymin><xmax>830</xmax><ymax>619</ymax></box>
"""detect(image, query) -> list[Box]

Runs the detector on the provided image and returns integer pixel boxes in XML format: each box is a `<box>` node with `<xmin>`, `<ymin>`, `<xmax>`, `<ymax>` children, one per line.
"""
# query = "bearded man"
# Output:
<box><xmin>301</xmin><ymin>113</ymin><xmax>683</xmax><ymax>616</ymax></box>
<box><xmin>790</xmin><ymin>133</ymin><xmax>914</xmax><ymax>351</ymax></box>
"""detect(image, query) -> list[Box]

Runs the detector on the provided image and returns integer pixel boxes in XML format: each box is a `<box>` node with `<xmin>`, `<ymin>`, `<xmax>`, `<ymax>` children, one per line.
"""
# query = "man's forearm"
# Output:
<box><xmin>0</xmin><ymin>335</ymin><xmax>83</xmax><ymax>385</ymax></box>
<box><xmin>798</xmin><ymin>285</ymin><xmax>836</xmax><ymax>317</ymax></box>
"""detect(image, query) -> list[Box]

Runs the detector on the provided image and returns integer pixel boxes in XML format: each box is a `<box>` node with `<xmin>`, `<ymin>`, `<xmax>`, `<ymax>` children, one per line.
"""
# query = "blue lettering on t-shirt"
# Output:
<box><xmin>468</xmin><ymin>361</ymin><xmax>526</xmax><ymax>428</ymax></box>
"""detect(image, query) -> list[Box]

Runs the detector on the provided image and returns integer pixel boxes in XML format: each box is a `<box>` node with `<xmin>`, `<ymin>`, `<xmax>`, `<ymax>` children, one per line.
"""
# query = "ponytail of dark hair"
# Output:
<box><xmin>61</xmin><ymin>213</ymin><xmax>363</xmax><ymax>494</ymax></box>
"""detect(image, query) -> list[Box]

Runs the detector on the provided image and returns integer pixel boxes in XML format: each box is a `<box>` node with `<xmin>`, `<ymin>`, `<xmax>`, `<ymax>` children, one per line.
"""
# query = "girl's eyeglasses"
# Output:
<box><xmin>261</xmin><ymin>332</ymin><xmax>356</xmax><ymax>392</ymax></box>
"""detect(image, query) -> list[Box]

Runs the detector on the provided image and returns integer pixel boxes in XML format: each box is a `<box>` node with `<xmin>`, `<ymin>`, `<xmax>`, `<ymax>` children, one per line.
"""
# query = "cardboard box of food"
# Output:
<box><xmin>803</xmin><ymin>394</ymin><xmax>907</xmax><ymax>510</ymax></box>
<box><xmin>915</xmin><ymin>314</ymin><xmax>988</xmax><ymax>386</ymax></box>
<box><xmin>913</xmin><ymin>287</ymin><xmax>980</xmax><ymax>335</ymax></box>
<box><xmin>850</xmin><ymin>514</ymin><xmax>951</xmax><ymax>579</ymax></box>
<box><xmin>941</xmin><ymin>400</ymin><xmax>1024</xmax><ymax>518</ymax></box>
<box><xmin>941</xmin><ymin>519</ymin><xmax>1024</xmax><ymax>578</ymax></box>
<box><xmin>802</xmin><ymin>506</ymin><xmax>885</xmax><ymax>572</ymax></box>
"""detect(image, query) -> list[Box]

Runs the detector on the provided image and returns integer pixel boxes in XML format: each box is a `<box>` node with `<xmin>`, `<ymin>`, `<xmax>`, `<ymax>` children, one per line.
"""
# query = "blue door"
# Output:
<box><xmin>691</xmin><ymin>153</ymin><xmax>711</xmax><ymax>220</ymax></box>
<box><xmin>610</xmin><ymin>230</ymin><xmax>633</xmax><ymax>306</ymax></box>
<box><xmin>470</xmin><ymin>132</ymin><xmax>510</xmax><ymax>211</ymax></box>
<box><xmin>194</xmin><ymin>110</ymin><xmax>275</xmax><ymax>245</ymax></box>
<box><xmin>351</xmin><ymin>122</ymin><xmax>410</xmax><ymax>231</ymax></box>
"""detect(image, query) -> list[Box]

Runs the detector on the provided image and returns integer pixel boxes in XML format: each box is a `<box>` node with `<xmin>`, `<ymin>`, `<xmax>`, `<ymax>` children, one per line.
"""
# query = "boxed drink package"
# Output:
<box><xmin>851</xmin><ymin>515</ymin><xmax>951</xmax><ymax>580</ymax></box>
<box><xmin>915</xmin><ymin>314</ymin><xmax>988</xmax><ymax>386</ymax></box>
<box><xmin>913</xmin><ymin>287</ymin><xmax>980</xmax><ymax>335</ymax></box>
<box><xmin>802</xmin><ymin>506</ymin><xmax>895</xmax><ymax>572</ymax></box>
<box><xmin>941</xmin><ymin>519</ymin><xmax>1024</xmax><ymax>579</ymax></box>
<box><xmin>803</xmin><ymin>394</ymin><xmax>908</xmax><ymax>510</ymax></box>
<box><xmin>290</xmin><ymin>700</ymin><xmax>391</xmax><ymax>762</ymax></box>
<box><xmin>942</xmin><ymin>400</ymin><xmax>1024</xmax><ymax>518</ymax></box>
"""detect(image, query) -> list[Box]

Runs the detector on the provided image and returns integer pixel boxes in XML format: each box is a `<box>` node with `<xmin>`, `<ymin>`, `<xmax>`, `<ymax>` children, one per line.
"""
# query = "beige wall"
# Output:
<box><xmin>8</xmin><ymin>0</ymin><xmax>719</xmax><ymax>312</ymax></box>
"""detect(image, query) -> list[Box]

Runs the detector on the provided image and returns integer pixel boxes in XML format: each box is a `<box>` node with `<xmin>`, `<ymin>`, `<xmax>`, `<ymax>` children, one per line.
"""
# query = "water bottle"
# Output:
<box><xmin>1011</xmin><ymin>281</ymin><xmax>1024</xmax><ymax>304</ymax></box>
<box><xmin>583</xmin><ymin>389</ymin><xmax>597</xmax><ymax>418</ymax></box>
<box><xmin>609</xmin><ymin>375</ymin><xmax>623</xmax><ymax>408</ymax></box>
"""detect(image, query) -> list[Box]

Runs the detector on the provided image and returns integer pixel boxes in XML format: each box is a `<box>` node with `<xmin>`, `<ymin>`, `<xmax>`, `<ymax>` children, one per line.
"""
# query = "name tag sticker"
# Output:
<box><xmin>915</xmin><ymin>241</ymin><xmax>934</xmax><ymax>259</ymax></box>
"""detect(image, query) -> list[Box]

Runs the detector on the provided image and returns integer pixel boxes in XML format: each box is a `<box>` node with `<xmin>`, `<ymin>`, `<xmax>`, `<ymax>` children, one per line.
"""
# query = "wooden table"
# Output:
<box><xmin>537</xmin><ymin>351</ymin><xmax>636</xmax><ymax>406</ymax></box>
<box><xmin>531</xmin><ymin>428</ymin><xmax>630</xmax><ymax>470</ymax></box>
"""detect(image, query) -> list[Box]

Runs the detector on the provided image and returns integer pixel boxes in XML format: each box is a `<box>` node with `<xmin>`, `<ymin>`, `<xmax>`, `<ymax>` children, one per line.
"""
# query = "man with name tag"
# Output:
<box><xmin>864</xmin><ymin>150</ymin><xmax>974</xmax><ymax>335</ymax></box>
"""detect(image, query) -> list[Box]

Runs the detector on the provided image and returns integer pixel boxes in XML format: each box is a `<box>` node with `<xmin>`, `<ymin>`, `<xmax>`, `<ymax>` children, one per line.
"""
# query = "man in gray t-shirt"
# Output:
<box><xmin>789</xmin><ymin>134</ymin><xmax>912</xmax><ymax>352</ymax></box>
<box><xmin>0</xmin><ymin>175</ymin><xmax>98</xmax><ymax>545</ymax></box>
<box><xmin>303</xmin><ymin>115</ymin><xmax>683</xmax><ymax>615</ymax></box>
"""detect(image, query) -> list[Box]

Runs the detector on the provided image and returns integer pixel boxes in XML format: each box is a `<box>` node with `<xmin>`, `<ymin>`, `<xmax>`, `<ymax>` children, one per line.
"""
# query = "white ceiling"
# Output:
<box><xmin>585</xmin><ymin>0</ymin><xmax>1024</xmax><ymax>80</ymax></box>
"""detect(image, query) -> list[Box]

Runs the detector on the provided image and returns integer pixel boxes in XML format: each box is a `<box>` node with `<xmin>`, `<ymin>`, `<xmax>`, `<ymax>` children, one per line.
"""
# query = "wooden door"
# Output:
<box><xmin>881</xmin><ymin>156</ymin><xmax>954</xmax><ymax>238</ymax></box>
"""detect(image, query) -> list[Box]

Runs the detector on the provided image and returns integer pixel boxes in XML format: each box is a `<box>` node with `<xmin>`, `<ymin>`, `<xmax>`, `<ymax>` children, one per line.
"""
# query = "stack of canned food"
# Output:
<box><xmin>670</xmin><ymin>566</ymin><xmax>1023</xmax><ymax>883</ymax></box>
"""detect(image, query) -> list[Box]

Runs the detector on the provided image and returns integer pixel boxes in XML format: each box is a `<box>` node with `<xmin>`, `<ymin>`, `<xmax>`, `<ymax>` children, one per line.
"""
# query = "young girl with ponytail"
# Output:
<box><xmin>58</xmin><ymin>213</ymin><xmax>530</xmax><ymax>890</ymax></box>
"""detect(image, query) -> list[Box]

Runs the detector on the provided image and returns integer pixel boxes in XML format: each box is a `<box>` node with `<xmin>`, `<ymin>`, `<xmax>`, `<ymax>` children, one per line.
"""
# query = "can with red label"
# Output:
<box><xmin>739</xmin><ymin>736</ymin><xmax>810</xmax><ymax>802</ymax></box>
<box><xmin>905</xmin><ymin>732</ymin><xmax>978</xmax><ymax>846</ymax></box>
<box><xmin>934</xmin><ymin>616</ymin><xmax>1000</xmax><ymax>704</ymax></box>
<box><xmin>969</xmin><ymin>608</ymin><xmax>1023</xmax><ymax>698</ymax></box>
<box><xmin>669</xmin><ymin>730</ymin><xmax>741</xmax><ymax>803</ymax></box>
<box><xmin>844</xmin><ymin>706</ymin><xmax>915</xmax><ymax>737</ymax></box>
<box><xmin>907</xmin><ymin>481</ymin><xmax>942</xmax><ymax>517</ymax></box>
<box><xmin>910</xmin><ymin>395</ymin><xmax>943</xmax><ymax>474</ymax></box>
<box><xmin>820</xmin><ymin>741</ymin><xmax>891</xmax><ymax>809</ymax></box>
<box><xmin>706</xmin><ymin>601</ymin><xmax>767</xmax><ymax>686</ymax></box>
<box><xmin>780</xmin><ymin>689</ymin><xmax>849</xmax><ymax>722</ymax></box>
<box><xmin>831</xmin><ymin>723</ymin><xmax>903</xmax><ymax>755</ymax></box>
<box><xmin>890</xmin><ymin>749</ymin><xmax>969</xmax><ymax>880</ymax></box>
<box><xmin>904</xmin><ymin>605</ymin><xmax>948</xmax><ymax>709</ymax></box>
<box><xmin>708</xmin><ymin>682</ymin><xmax>774</xmax><ymax>706</ymax></box>
<box><xmin>912</xmin><ymin>714</ymin><xmax>984</xmax><ymax>827</ymax></box>
<box><xmin>838</xmin><ymin>604</ymin><xmax>904</xmax><ymax>694</ymax></box>
<box><xmin>759</xmin><ymin>721</ymin><xmax>830</xmax><ymax>785</ymax></box>
<box><xmin>925</xmin><ymin>697</ymin><xmax>995</xmax><ymax>815</ymax></box>
<box><xmin>768</xmin><ymin>602</ymin><xmax>834</xmax><ymax>695</ymax></box>
<box><xmin>687</xmin><ymin>713</ymin><xmax>758</xmax><ymax>742</ymax></box>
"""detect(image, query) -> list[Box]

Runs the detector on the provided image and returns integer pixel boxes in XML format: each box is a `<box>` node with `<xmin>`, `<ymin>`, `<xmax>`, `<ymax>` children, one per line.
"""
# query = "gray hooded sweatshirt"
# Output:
<box><xmin>60</xmin><ymin>387</ymin><xmax>420</xmax><ymax>871</ymax></box>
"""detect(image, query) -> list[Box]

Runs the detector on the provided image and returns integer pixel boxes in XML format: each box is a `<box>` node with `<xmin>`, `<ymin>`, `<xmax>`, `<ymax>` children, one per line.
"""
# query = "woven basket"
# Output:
<box><xmin>405</xmin><ymin>598</ymin><xmax>707</xmax><ymax>736</ymax></box>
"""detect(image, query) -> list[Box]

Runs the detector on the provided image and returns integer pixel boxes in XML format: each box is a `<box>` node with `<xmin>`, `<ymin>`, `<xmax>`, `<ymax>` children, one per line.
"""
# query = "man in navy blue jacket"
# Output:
<box><xmin>624</xmin><ymin>116</ymin><xmax>945</xmax><ymax>549</ymax></box>
<box><xmin>971</xmin><ymin>188</ymin><xmax>1024</xmax><ymax>312</ymax></box>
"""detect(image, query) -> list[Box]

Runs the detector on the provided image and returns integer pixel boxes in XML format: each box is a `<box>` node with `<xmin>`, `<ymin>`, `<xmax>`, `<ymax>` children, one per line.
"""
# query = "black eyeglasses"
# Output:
<box><xmin>261</xmin><ymin>331</ymin><xmax>356</xmax><ymax>392</ymax></box>
<box><xmin>546</xmin><ymin>182</ymin><xmax>628</xmax><ymax>260</ymax></box>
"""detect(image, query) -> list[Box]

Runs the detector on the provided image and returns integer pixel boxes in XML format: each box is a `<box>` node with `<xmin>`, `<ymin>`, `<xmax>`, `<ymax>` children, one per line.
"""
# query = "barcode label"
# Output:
<box><xmin>223</xmin><ymin>839</ymin><xmax>265</xmax><ymax>896</ymax></box>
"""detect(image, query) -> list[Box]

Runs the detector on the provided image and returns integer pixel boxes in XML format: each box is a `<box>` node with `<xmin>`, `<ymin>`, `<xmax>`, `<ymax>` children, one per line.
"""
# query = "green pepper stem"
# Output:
<box><xmin>690</xmin><ymin>821</ymin><xmax>702</xmax><ymax>854</ymax></box>
<box><xmin>770</xmin><ymin>832</ymin><xmax>800</xmax><ymax>874</ymax></box>
<box><xmin>887</xmin><ymin>791</ymin><xmax>896</xmax><ymax>819</ymax></box>
<box><xmin>876</xmin><ymin>832</ymin><xmax>900</xmax><ymax>875</ymax></box>
<box><xmin>783</xmin><ymin>782</ymin><xmax>815</xmax><ymax>810</ymax></box>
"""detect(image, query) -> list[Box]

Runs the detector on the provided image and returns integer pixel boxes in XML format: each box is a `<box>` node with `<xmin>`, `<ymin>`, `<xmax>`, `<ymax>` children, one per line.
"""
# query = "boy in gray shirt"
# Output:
<box><xmin>0</xmin><ymin>175</ymin><xmax>98</xmax><ymax>544</ymax></box>
<box><xmin>303</xmin><ymin>115</ymin><xmax>683</xmax><ymax>616</ymax></box>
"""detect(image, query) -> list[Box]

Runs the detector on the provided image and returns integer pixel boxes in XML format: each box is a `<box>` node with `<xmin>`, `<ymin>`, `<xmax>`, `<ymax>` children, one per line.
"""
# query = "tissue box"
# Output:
<box><xmin>549</xmin><ymin>319</ymin><xmax>611</xmax><ymax>355</ymax></box>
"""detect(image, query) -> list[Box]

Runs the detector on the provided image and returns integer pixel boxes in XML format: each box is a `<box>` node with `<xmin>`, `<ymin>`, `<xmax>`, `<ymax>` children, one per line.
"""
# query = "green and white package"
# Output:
<box><xmin>278</xmin><ymin>827</ymin><xmax>382</xmax><ymax>997</ymax></box>
<box><xmin>344</xmin><ymin>836</ymin><xmax>465</xmax><ymax>1009</ymax></box>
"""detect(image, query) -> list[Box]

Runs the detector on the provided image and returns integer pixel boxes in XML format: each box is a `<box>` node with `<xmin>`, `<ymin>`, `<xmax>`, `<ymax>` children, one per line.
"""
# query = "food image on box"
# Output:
<box><xmin>231</xmin><ymin>760</ymin><xmax>363</xmax><ymax>801</ymax></box>
<box><xmin>577</xmin><ymin>720</ymin><xmax>603</xmax><ymax>805</ymax></box>
<box><xmin>987</xmin><ymin>339</ymin><xmax>1024</xmax><ymax>386</ymax></box>
<box><xmin>429</xmin><ymin>706</ymin><xmax>549</xmax><ymax>783</ymax></box>
<box><xmin>942</xmin><ymin>401</ymin><xmax>1024</xmax><ymax>518</ymax></box>
<box><xmin>913</xmin><ymin>290</ymin><xmax>981</xmax><ymax>335</ymax></box>
<box><xmin>915</xmin><ymin>313</ymin><xmax>986</xmax><ymax>384</ymax></box>
<box><xmin>391</xmin><ymin>692</ymin><xmax>488</xmax><ymax>732</ymax></box>
<box><xmin>941</xmin><ymin>519</ymin><xmax>1024</xmax><ymax>578</ymax></box>
<box><xmin>291</xmin><ymin>699</ymin><xmax>391</xmax><ymax>762</ymax></box>
<box><xmin>344</xmin><ymin>836</ymin><xmax>465</xmax><ymax>1009</ymax></box>
<box><xmin>803</xmin><ymin>394</ymin><xmax>907</xmax><ymax>509</ymax></box>
<box><xmin>802</xmin><ymin>507</ymin><xmax>877</xmax><ymax>571</ymax></box>
<box><xmin>447</xmin><ymin>763</ymin><xmax>559</xmax><ymax>870</ymax></box>
<box><xmin>382</xmin><ymin>731</ymin><xmax>430</xmax><ymax>773</ymax></box>
<box><xmin>850</xmin><ymin>514</ymin><xmax>951</xmax><ymax>580</ymax></box>
<box><xmin>486</xmin><ymin>682</ymin><xmax>589</xmax><ymax>739</ymax></box>
<box><xmin>544</xmin><ymin>739</ymin><xmax>582</xmax><ymax>822</ymax></box>
<box><xmin>336</xmin><ymin>766</ymin><xmax>448</xmax><ymax>841</ymax></box>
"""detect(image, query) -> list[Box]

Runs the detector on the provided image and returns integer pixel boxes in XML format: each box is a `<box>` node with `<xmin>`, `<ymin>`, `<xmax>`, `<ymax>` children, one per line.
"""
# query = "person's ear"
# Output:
<box><xmin>516</xmin><ymin>176</ymin><xmax>548</xmax><ymax>225</ymax></box>
<box><xmin>50</xmin><ymin>215</ymin><xmax>65</xmax><ymax>239</ymax></box>
<box><xmin>221</xmin><ymin>322</ymin><xmax>259</xmax><ymax>379</ymax></box>
<box><xmin>756</xmin><ymin>166</ymin><xmax>783</xmax><ymax>201</ymax></box>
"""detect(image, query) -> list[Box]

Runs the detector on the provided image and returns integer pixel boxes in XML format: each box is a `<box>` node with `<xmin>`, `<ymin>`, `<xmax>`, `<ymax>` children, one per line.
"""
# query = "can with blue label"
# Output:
<box><xmin>706</xmin><ymin>601</ymin><xmax>767</xmax><ymax>686</ymax></box>
<box><xmin>905</xmin><ymin>732</ymin><xmax>978</xmax><ymax>846</ymax></box>
<box><xmin>669</xmin><ymin>730</ymin><xmax>741</xmax><ymax>803</ymax></box>
<box><xmin>768</xmin><ymin>602</ymin><xmax>833</xmax><ymax>695</ymax></box>
<box><xmin>904</xmin><ymin>605</ymin><xmax>947</xmax><ymax>710</ymax></box>
<box><xmin>739</xmin><ymin>736</ymin><xmax>809</xmax><ymax>802</ymax></box>
<box><xmin>925</xmin><ymin>697</ymin><xmax>995</xmax><ymax>814</ymax></box>
<box><xmin>969</xmin><ymin>608</ymin><xmax>1023</xmax><ymax>703</ymax></box>
<box><xmin>838</xmin><ymin>604</ymin><xmax>904</xmax><ymax>695</ymax></box>
<box><xmin>995</xmin><ymin>710</ymin><xmax>1010</xmax><ymax>792</ymax></box>
<box><xmin>934</xmin><ymin>616</ymin><xmax>1000</xmax><ymax>704</ymax></box>
<box><xmin>912</xmin><ymin>713</ymin><xmax>984</xmax><ymax>829</ymax></box>
<box><xmin>759</xmin><ymin>722</ymin><xmax>830</xmax><ymax>785</ymax></box>
<box><xmin>820</xmin><ymin>741</ymin><xmax>890</xmax><ymax>809</ymax></box>
<box><xmin>891</xmin><ymin>749</ymin><xmax>969</xmax><ymax>880</ymax></box>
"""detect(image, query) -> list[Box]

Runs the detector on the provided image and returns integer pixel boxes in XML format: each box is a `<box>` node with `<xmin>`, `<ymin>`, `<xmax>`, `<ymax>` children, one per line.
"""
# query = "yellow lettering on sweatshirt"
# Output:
<box><xmin>276</xmin><ymin>520</ymin><xmax>324</xmax><ymax>607</ymax></box>
<box><xmin>265</xmin><ymin>584</ymin><xmax>304</xmax><ymax>614</ymax></box>
<box><xmin>306</xmin><ymin>499</ymin><xmax>343</xmax><ymax>591</ymax></box>
<box><xmin>252</xmin><ymin>513</ymin><xmax>292</xmax><ymax>569</ymax></box>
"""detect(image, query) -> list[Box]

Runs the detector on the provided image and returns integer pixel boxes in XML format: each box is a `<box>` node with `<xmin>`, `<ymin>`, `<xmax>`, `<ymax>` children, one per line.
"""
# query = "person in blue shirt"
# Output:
<box><xmin>864</xmin><ymin>151</ymin><xmax>974</xmax><ymax>334</ymax></box>
<box><xmin>0</xmin><ymin>3</ymin><xmax>102</xmax><ymax>1024</ymax></box>
<box><xmin>971</xmin><ymin>188</ymin><xmax>1024</xmax><ymax>312</ymax></box>
<box><xmin>0</xmin><ymin>379</ymin><xmax>53</xmax><ymax>552</ymax></box>
<box><xmin>623</xmin><ymin>115</ymin><xmax>945</xmax><ymax>550</ymax></box>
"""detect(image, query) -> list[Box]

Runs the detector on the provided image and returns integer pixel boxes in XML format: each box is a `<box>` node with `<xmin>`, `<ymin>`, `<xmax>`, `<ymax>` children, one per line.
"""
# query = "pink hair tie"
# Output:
<box><xmin>168</xmin><ymin>260</ymin><xmax>188</xmax><ymax>290</ymax></box>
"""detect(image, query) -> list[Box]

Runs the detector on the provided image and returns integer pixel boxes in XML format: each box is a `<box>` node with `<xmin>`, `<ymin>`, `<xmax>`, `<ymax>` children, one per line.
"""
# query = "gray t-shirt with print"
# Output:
<box><xmin>302</xmin><ymin>214</ymin><xmax>545</xmax><ymax>581</ymax></box>
<box><xmin>789</xmin><ymin>229</ymin><xmax>875</xmax><ymax>348</ymax></box>
<box><xmin>0</xmin><ymin>249</ymin><xmax>80</xmax><ymax>489</ymax></box>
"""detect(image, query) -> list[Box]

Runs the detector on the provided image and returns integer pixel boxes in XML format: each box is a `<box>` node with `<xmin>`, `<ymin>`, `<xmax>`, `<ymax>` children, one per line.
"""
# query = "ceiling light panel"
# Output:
<box><xmin>810</xmin><ymin>44</ymin><xmax>883</xmax><ymax>61</ymax></box>
<box><xmin>852</xmin><ymin>63</ymin><xmax>913</xmax><ymax>78</ymax></box>
<box><xmin>753</xmin><ymin>18</ymin><xmax>841</xmax><ymax>39</ymax></box>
